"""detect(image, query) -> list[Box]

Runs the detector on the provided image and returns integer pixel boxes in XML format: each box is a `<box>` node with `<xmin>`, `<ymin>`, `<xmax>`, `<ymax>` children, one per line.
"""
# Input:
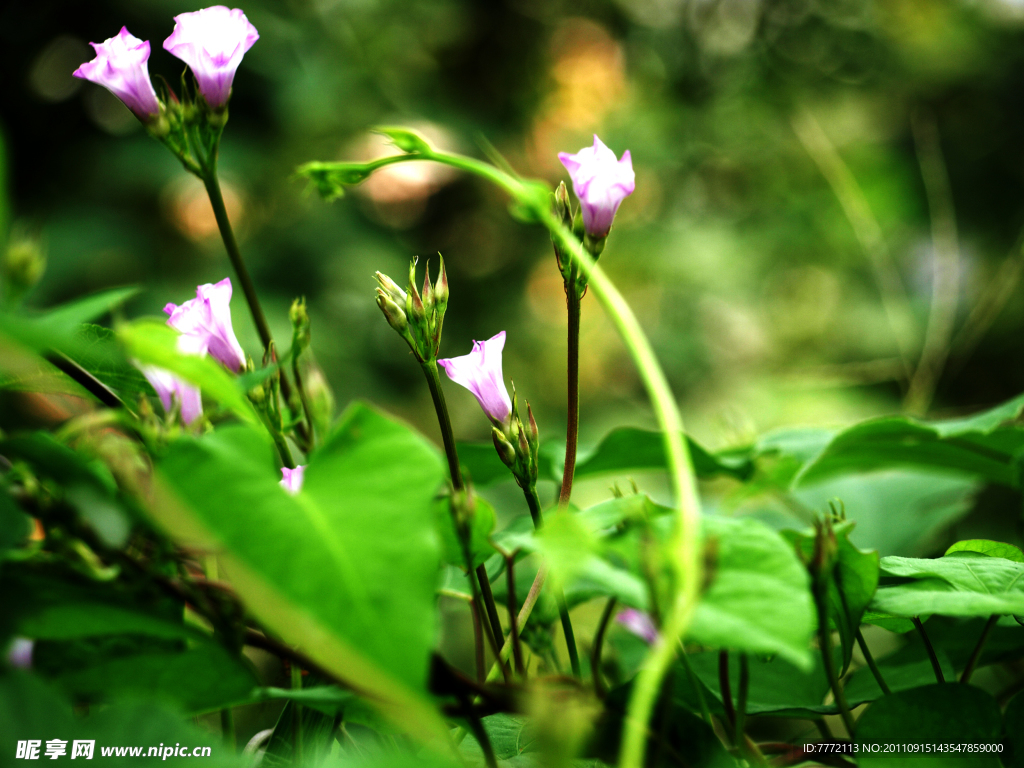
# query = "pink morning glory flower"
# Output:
<box><xmin>558</xmin><ymin>135</ymin><xmax>635</xmax><ymax>239</ymax></box>
<box><xmin>280</xmin><ymin>466</ymin><xmax>305</xmax><ymax>494</ymax></box>
<box><xmin>616</xmin><ymin>608</ymin><xmax>659</xmax><ymax>645</ymax></box>
<box><xmin>139</xmin><ymin>365</ymin><xmax>203</xmax><ymax>425</ymax></box>
<box><xmin>164</xmin><ymin>278</ymin><xmax>246</xmax><ymax>373</ymax></box>
<box><xmin>438</xmin><ymin>331</ymin><xmax>513</xmax><ymax>425</ymax></box>
<box><xmin>72</xmin><ymin>27</ymin><xmax>161</xmax><ymax>121</ymax></box>
<box><xmin>163</xmin><ymin>6</ymin><xmax>260</xmax><ymax>110</ymax></box>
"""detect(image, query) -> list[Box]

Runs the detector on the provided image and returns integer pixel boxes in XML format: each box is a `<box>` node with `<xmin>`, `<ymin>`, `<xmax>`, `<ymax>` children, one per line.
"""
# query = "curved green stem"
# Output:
<box><xmin>960</xmin><ymin>615</ymin><xmax>998</xmax><ymax>685</ymax></box>
<box><xmin>856</xmin><ymin>629</ymin><xmax>891</xmax><ymax>695</ymax></box>
<box><xmin>913</xmin><ymin>617</ymin><xmax>945</xmax><ymax>684</ymax></box>
<box><xmin>301</xmin><ymin>148</ymin><xmax>703</xmax><ymax>768</ymax></box>
<box><xmin>592</xmin><ymin>597</ymin><xmax>617</xmax><ymax>698</ymax></box>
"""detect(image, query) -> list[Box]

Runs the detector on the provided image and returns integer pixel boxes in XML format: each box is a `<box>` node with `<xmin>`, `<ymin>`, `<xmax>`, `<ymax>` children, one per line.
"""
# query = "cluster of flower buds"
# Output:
<box><xmin>490</xmin><ymin>387</ymin><xmax>541</xmax><ymax>491</ymax></box>
<box><xmin>375</xmin><ymin>256</ymin><xmax>449</xmax><ymax>363</ymax></box>
<box><xmin>72</xmin><ymin>7</ymin><xmax>258</xmax><ymax>174</ymax></box>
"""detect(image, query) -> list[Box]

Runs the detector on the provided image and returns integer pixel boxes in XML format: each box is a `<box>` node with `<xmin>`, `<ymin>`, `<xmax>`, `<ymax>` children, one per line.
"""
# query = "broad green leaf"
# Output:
<box><xmin>118</xmin><ymin>318</ymin><xmax>260</xmax><ymax>426</ymax></box>
<box><xmin>854</xmin><ymin>684</ymin><xmax>1002</xmax><ymax>766</ymax></box>
<box><xmin>678</xmin><ymin>651</ymin><xmax>833</xmax><ymax>718</ymax></box>
<box><xmin>795</xmin><ymin>393</ymin><xmax>1024</xmax><ymax>488</ymax></box>
<box><xmin>861</xmin><ymin>610</ymin><xmax>917</xmax><ymax>633</ymax></box>
<box><xmin>0</xmin><ymin>287</ymin><xmax>139</xmax><ymax>354</ymax></box>
<box><xmin>35</xmin><ymin>636</ymin><xmax>257</xmax><ymax>714</ymax></box>
<box><xmin>791</xmin><ymin>470</ymin><xmax>977</xmax><ymax>557</ymax></box>
<box><xmin>151</xmin><ymin>404</ymin><xmax>452</xmax><ymax>746</ymax></box>
<box><xmin>0</xmin><ymin>670</ymin><xmax>244</xmax><ymax>766</ymax></box>
<box><xmin>843</xmin><ymin>639</ymin><xmax>955</xmax><ymax>704</ymax></box>
<box><xmin>924</xmin><ymin>616</ymin><xmax>1024</xmax><ymax>670</ymax></box>
<box><xmin>456</xmin><ymin>441</ymin><xmax>512</xmax><ymax>486</ymax></box>
<box><xmin>1003</xmin><ymin>691</ymin><xmax>1024</xmax><ymax>768</ymax></box>
<box><xmin>688</xmin><ymin>516</ymin><xmax>816</xmax><ymax>669</ymax></box>
<box><xmin>945</xmin><ymin>539</ymin><xmax>1024</xmax><ymax>562</ymax></box>
<box><xmin>544</xmin><ymin>428</ymin><xmax>754</xmax><ymax>484</ymax></box>
<box><xmin>433</xmin><ymin>494</ymin><xmax>496</xmax><ymax>570</ymax></box>
<box><xmin>871</xmin><ymin>555</ymin><xmax>1024</xmax><ymax>617</ymax></box>
<box><xmin>783</xmin><ymin>520</ymin><xmax>879</xmax><ymax>673</ymax></box>
<box><xmin>460</xmin><ymin>714</ymin><xmax>537</xmax><ymax>762</ymax></box>
<box><xmin>64</xmin><ymin>324</ymin><xmax>153</xmax><ymax>399</ymax></box>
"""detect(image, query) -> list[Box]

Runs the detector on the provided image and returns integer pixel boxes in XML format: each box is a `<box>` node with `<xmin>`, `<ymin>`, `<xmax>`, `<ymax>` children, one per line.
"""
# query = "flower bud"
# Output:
<box><xmin>376</xmin><ymin>290</ymin><xmax>409</xmax><ymax>335</ymax></box>
<box><xmin>290</xmin><ymin>297</ymin><xmax>311</xmax><ymax>353</ymax></box>
<box><xmin>375</xmin><ymin>271</ymin><xmax>407</xmax><ymax>304</ymax></box>
<box><xmin>304</xmin><ymin>364</ymin><xmax>335</xmax><ymax>439</ymax></box>
<box><xmin>492</xmin><ymin>427</ymin><xmax>516</xmax><ymax>468</ymax></box>
<box><xmin>435</xmin><ymin>255</ymin><xmax>449</xmax><ymax>314</ymax></box>
<box><xmin>527</xmin><ymin>403</ymin><xmax>539</xmax><ymax>445</ymax></box>
<box><xmin>554</xmin><ymin>181</ymin><xmax>572</xmax><ymax>227</ymax></box>
<box><xmin>4</xmin><ymin>236</ymin><xmax>46</xmax><ymax>300</ymax></box>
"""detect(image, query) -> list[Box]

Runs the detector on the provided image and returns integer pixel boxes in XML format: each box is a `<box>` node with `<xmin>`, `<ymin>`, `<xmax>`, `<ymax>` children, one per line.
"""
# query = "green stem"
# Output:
<box><xmin>856</xmin><ymin>629</ymin><xmax>891</xmax><ymax>695</ymax></box>
<box><xmin>291</xmin><ymin>661</ymin><xmax>302</xmax><ymax>765</ymax></box>
<box><xmin>558</xmin><ymin>279</ymin><xmax>582</xmax><ymax>506</ymax></box>
<box><xmin>420</xmin><ymin>360</ymin><xmax>507</xmax><ymax>679</ymax></box>
<box><xmin>735</xmin><ymin>653</ymin><xmax>749</xmax><ymax>749</ymax></box>
<box><xmin>505</xmin><ymin>553</ymin><xmax>525</xmax><ymax>678</ymax></box>
<box><xmin>421</xmin><ymin>361</ymin><xmax>464</xmax><ymax>488</ymax></box>
<box><xmin>524</xmin><ymin>484</ymin><xmax>580</xmax><ymax>677</ymax></box>
<box><xmin>470</xmin><ymin>598</ymin><xmax>485</xmax><ymax>683</ymax></box>
<box><xmin>818</xmin><ymin>594</ymin><xmax>856</xmax><ymax>736</ymax></box>
<box><xmin>913</xmin><ymin>617</ymin><xmax>945</xmax><ymax>684</ymax></box>
<box><xmin>203</xmin><ymin>172</ymin><xmax>275</xmax><ymax>358</ymax></box>
<box><xmin>220</xmin><ymin>707</ymin><xmax>235</xmax><ymax>751</ymax></box>
<box><xmin>960</xmin><ymin>615</ymin><xmax>998</xmax><ymax>685</ymax></box>
<box><xmin>677</xmin><ymin>645</ymin><xmax>712</xmax><ymax>727</ymax></box>
<box><xmin>303</xmin><ymin>150</ymin><xmax>703</xmax><ymax>768</ymax></box>
<box><xmin>592</xmin><ymin>597</ymin><xmax>617</xmax><ymax>698</ymax></box>
<box><xmin>718</xmin><ymin>651</ymin><xmax>736</xmax><ymax>735</ymax></box>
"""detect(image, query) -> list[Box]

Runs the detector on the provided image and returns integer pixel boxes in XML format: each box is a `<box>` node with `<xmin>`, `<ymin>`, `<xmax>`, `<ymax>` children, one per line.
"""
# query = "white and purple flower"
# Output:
<box><xmin>163</xmin><ymin>6</ymin><xmax>259</xmax><ymax>110</ymax></box>
<box><xmin>164</xmin><ymin>278</ymin><xmax>246</xmax><ymax>373</ymax></box>
<box><xmin>558</xmin><ymin>135</ymin><xmax>635</xmax><ymax>239</ymax></box>
<box><xmin>280</xmin><ymin>466</ymin><xmax>305</xmax><ymax>494</ymax></box>
<box><xmin>72</xmin><ymin>27</ymin><xmax>161</xmax><ymax>121</ymax></box>
<box><xmin>139</xmin><ymin>365</ymin><xmax>204</xmax><ymax>426</ymax></box>
<box><xmin>616</xmin><ymin>608</ymin><xmax>659</xmax><ymax>645</ymax></box>
<box><xmin>438</xmin><ymin>331</ymin><xmax>513</xmax><ymax>425</ymax></box>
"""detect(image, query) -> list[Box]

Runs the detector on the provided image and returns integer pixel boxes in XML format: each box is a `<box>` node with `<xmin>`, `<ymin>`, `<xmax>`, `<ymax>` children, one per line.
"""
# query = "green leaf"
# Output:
<box><xmin>456</xmin><ymin>441</ymin><xmax>511</xmax><ymax>486</ymax></box>
<box><xmin>117</xmin><ymin>318</ymin><xmax>260</xmax><ymax>426</ymax></box>
<box><xmin>0</xmin><ymin>670</ymin><xmax>245</xmax><ymax>766</ymax></box>
<box><xmin>795</xmin><ymin>393</ymin><xmax>1024</xmax><ymax>488</ymax></box>
<box><xmin>373</xmin><ymin>126</ymin><xmax>432</xmax><ymax>154</ymax></box>
<box><xmin>861</xmin><ymin>610</ymin><xmax>917</xmax><ymax>634</ymax></box>
<box><xmin>871</xmin><ymin>554</ymin><xmax>1024</xmax><ymax>617</ymax></box>
<box><xmin>1003</xmin><ymin>691</ymin><xmax>1024</xmax><ymax>768</ymax></box>
<box><xmin>689</xmin><ymin>516</ymin><xmax>816</xmax><ymax>669</ymax></box>
<box><xmin>64</xmin><ymin>324</ymin><xmax>154</xmax><ymax>399</ymax></box>
<box><xmin>678</xmin><ymin>651</ymin><xmax>833</xmax><ymax>718</ymax></box>
<box><xmin>790</xmin><ymin>470</ymin><xmax>977</xmax><ymax>557</ymax></box>
<box><xmin>782</xmin><ymin>520</ymin><xmax>880</xmax><ymax>674</ymax></box>
<box><xmin>547</xmin><ymin>428</ymin><xmax>754</xmax><ymax>484</ymax></box>
<box><xmin>0</xmin><ymin>287</ymin><xmax>139</xmax><ymax>354</ymax></box>
<box><xmin>945</xmin><ymin>539</ymin><xmax>1024</xmax><ymax>562</ymax></box>
<box><xmin>844</xmin><ymin>639</ymin><xmax>956</xmax><ymax>705</ymax></box>
<box><xmin>151</xmin><ymin>403</ymin><xmax>451</xmax><ymax>745</ymax></box>
<box><xmin>460</xmin><ymin>714</ymin><xmax>537</xmax><ymax>762</ymax></box>
<box><xmin>35</xmin><ymin>635</ymin><xmax>257</xmax><ymax>715</ymax></box>
<box><xmin>433</xmin><ymin>494</ymin><xmax>496</xmax><ymax>570</ymax></box>
<box><xmin>854</xmin><ymin>684</ymin><xmax>1003</xmax><ymax>766</ymax></box>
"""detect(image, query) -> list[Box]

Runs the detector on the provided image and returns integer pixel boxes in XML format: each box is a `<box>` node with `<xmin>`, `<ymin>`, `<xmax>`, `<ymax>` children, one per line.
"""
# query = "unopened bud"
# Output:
<box><xmin>527</xmin><ymin>403</ymin><xmax>539</xmax><ymax>443</ymax></box>
<box><xmin>304</xmin><ymin>364</ymin><xmax>335</xmax><ymax>438</ymax></box>
<box><xmin>375</xmin><ymin>271</ymin><xmax>407</xmax><ymax>304</ymax></box>
<box><xmin>421</xmin><ymin>260</ymin><xmax>434</xmax><ymax>311</ymax></box>
<box><xmin>554</xmin><ymin>181</ymin><xmax>572</xmax><ymax>226</ymax></box>
<box><xmin>492</xmin><ymin>427</ymin><xmax>516</xmax><ymax>468</ymax></box>
<box><xmin>376</xmin><ymin>291</ymin><xmax>408</xmax><ymax>334</ymax></box>
<box><xmin>517</xmin><ymin>419</ymin><xmax>529</xmax><ymax>458</ymax></box>
<box><xmin>289</xmin><ymin>297</ymin><xmax>311</xmax><ymax>351</ymax></box>
<box><xmin>4</xmin><ymin>237</ymin><xmax>46</xmax><ymax>298</ymax></box>
<box><xmin>435</xmin><ymin>255</ymin><xmax>449</xmax><ymax>312</ymax></box>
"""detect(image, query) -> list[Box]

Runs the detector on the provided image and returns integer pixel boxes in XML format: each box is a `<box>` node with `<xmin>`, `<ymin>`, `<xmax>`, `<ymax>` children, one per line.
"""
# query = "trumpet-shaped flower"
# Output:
<box><xmin>616</xmin><ymin>608</ymin><xmax>658</xmax><ymax>645</ymax></box>
<box><xmin>558</xmin><ymin>135</ymin><xmax>635</xmax><ymax>238</ymax></box>
<box><xmin>72</xmin><ymin>27</ymin><xmax>161</xmax><ymax>121</ymax></box>
<box><xmin>163</xmin><ymin>6</ymin><xmax>259</xmax><ymax>110</ymax></box>
<box><xmin>164</xmin><ymin>278</ymin><xmax>246</xmax><ymax>373</ymax></box>
<box><xmin>438</xmin><ymin>331</ymin><xmax>512</xmax><ymax>424</ymax></box>
<box><xmin>139</xmin><ymin>365</ymin><xmax>203</xmax><ymax>425</ymax></box>
<box><xmin>280</xmin><ymin>465</ymin><xmax>306</xmax><ymax>494</ymax></box>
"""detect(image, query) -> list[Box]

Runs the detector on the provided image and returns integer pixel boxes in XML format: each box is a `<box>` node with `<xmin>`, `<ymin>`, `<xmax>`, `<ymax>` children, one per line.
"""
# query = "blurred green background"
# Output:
<box><xmin>5</xmin><ymin>0</ymin><xmax>1024</xmax><ymax>526</ymax></box>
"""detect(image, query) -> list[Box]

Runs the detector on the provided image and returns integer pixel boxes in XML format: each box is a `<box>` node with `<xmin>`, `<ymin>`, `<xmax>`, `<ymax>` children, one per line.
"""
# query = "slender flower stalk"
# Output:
<box><xmin>913</xmin><ymin>617</ymin><xmax>945</xmax><ymax>685</ymax></box>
